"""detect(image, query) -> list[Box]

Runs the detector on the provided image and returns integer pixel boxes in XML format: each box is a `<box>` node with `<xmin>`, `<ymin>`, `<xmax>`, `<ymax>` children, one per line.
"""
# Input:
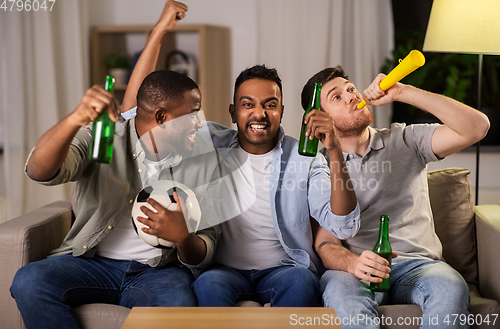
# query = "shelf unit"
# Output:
<box><xmin>91</xmin><ymin>24</ymin><xmax>231</xmax><ymax>127</ymax></box>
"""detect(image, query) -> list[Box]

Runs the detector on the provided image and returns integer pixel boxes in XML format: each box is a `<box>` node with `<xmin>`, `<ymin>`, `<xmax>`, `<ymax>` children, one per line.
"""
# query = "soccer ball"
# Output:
<box><xmin>131</xmin><ymin>180</ymin><xmax>201</xmax><ymax>248</ymax></box>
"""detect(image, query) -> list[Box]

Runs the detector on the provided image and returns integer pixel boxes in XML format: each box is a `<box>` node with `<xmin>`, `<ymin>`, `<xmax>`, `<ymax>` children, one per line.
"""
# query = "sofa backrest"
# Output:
<box><xmin>428</xmin><ymin>167</ymin><xmax>478</xmax><ymax>285</ymax></box>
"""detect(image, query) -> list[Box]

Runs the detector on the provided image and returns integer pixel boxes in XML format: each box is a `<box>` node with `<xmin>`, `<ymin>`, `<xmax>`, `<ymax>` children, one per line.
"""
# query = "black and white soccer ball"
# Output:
<box><xmin>131</xmin><ymin>180</ymin><xmax>201</xmax><ymax>248</ymax></box>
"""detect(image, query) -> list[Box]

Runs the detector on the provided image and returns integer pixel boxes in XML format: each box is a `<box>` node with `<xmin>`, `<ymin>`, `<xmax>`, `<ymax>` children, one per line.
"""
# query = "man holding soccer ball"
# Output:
<box><xmin>10</xmin><ymin>3</ymin><xmax>223</xmax><ymax>329</ymax></box>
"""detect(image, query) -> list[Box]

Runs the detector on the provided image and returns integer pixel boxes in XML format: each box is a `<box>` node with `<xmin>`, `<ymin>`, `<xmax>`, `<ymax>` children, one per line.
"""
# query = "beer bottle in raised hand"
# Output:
<box><xmin>298</xmin><ymin>82</ymin><xmax>321</xmax><ymax>156</ymax></box>
<box><xmin>370</xmin><ymin>215</ymin><xmax>392</xmax><ymax>292</ymax></box>
<box><xmin>89</xmin><ymin>75</ymin><xmax>115</xmax><ymax>163</ymax></box>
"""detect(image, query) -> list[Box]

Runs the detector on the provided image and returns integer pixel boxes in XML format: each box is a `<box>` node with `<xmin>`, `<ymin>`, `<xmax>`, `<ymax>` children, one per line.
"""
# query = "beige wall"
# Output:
<box><xmin>0</xmin><ymin>152</ymin><xmax>5</xmax><ymax>223</ymax></box>
<box><xmin>88</xmin><ymin>0</ymin><xmax>259</xmax><ymax>104</ymax></box>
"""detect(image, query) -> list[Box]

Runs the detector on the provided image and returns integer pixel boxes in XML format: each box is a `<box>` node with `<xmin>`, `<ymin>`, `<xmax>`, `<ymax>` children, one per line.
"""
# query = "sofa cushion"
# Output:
<box><xmin>73</xmin><ymin>304</ymin><xmax>130</xmax><ymax>329</ymax></box>
<box><xmin>427</xmin><ymin>168</ymin><xmax>478</xmax><ymax>285</ymax></box>
<box><xmin>469</xmin><ymin>284</ymin><xmax>500</xmax><ymax>327</ymax></box>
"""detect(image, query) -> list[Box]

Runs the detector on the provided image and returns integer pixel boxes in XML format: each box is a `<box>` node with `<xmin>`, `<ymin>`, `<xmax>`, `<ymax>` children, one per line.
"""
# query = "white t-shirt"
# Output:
<box><xmin>95</xmin><ymin>157</ymin><xmax>167</xmax><ymax>263</ymax></box>
<box><xmin>214</xmin><ymin>146</ymin><xmax>290</xmax><ymax>270</ymax></box>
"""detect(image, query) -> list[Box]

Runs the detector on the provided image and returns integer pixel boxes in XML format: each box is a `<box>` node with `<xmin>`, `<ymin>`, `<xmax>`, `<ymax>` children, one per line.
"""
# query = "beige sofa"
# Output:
<box><xmin>1</xmin><ymin>168</ymin><xmax>499</xmax><ymax>329</ymax></box>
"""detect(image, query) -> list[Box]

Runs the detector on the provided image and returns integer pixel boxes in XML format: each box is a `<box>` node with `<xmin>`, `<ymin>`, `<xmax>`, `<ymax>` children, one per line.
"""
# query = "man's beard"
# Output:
<box><xmin>335</xmin><ymin>111</ymin><xmax>374</xmax><ymax>138</ymax></box>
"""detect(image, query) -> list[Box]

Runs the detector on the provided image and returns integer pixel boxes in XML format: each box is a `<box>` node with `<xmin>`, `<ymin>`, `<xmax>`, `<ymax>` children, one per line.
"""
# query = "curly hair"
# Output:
<box><xmin>137</xmin><ymin>70</ymin><xmax>199</xmax><ymax>113</ymax></box>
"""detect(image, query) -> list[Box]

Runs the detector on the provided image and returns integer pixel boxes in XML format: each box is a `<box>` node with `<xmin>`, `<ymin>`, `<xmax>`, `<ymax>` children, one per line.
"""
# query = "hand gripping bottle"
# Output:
<box><xmin>89</xmin><ymin>75</ymin><xmax>116</xmax><ymax>163</ymax></box>
<box><xmin>298</xmin><ymin>83</ymin><xmax>322</xmax><ymax>156</ymax></box>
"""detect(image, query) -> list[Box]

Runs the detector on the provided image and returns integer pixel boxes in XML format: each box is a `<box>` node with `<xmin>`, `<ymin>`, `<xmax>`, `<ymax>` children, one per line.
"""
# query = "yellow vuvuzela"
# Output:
<box><xmin>357</xmin><ymin>50</ymin><xmax>425</xmax><ymax>109</ymax></box>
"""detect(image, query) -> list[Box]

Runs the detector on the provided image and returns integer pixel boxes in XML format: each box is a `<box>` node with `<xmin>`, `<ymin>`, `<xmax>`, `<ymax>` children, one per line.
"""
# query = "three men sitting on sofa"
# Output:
<box><xmin>11</xmin><ymin>1</ymin><xmax>489</xmax><ymax>329</ymax></box>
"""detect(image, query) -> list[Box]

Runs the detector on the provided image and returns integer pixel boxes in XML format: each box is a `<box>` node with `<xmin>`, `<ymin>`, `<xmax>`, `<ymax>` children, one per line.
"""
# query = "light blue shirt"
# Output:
<box><xmin>207</xmin><ymin>122</ymin><xmax>360</xmax><ymax>274</ymax></box>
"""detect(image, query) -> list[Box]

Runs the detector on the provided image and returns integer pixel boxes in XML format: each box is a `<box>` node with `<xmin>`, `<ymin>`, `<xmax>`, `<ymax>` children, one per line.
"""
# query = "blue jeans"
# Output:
<box><xmin>10</xmin><ymin>254</ymin><xmax>196</xmax><ymax>329</ymax></box>
<box><xmin>192</xmin><ymin>264</ymin><xmax>320</xmax><ymax>306</ymax></box>
<box><xmin>320</xmin><ymin>259</ymin><xmax>470</xmax><ymax>329</ymax></box>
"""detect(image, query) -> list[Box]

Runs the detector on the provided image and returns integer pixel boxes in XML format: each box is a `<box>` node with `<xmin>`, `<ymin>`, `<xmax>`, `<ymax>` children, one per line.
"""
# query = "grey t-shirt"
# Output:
<box><xmin>214</xmin><ymin>146</ymin><xmax>290</xmax><ymax>270</ymax></box>
<box><xmin>321</xmin><ymin>123</ymin><xmax>443</xmax><ymax>263</ymax></box>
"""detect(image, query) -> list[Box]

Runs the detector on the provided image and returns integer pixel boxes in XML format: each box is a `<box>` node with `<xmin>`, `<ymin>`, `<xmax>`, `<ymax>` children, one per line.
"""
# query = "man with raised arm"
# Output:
<box><xmin>302</xmin><ymin>65</ymin><xmax>489</xmax><ymax>328</ymax></box>
<box><xmin>10</xmin><ymin>3</ymin><xmax>225</xmax><ymax>328</ymax></box>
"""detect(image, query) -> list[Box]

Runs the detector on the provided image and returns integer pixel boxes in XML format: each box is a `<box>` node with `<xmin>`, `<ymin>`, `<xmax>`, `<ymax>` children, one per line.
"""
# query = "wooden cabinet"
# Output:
<box><xmin>91</xmin><ymin>24</ymin><xmax>231</xmax><ymax>127</ymax></box>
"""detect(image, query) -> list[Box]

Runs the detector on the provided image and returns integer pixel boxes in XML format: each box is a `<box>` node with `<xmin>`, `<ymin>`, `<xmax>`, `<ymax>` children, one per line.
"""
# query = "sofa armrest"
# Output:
<box><xmin>0</xmin><ymin>201</ymin><xmax>73</xmax><ymax>329</ymax></box>
<box><xmin>474</xmin><ymin>205</ymin><xmax>500</xmax><ymax>304</ymax></box>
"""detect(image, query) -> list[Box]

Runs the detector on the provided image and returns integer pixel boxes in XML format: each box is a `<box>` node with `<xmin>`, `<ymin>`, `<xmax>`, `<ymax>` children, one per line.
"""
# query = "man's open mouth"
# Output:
<box><xmin>248</xmin><ymin>123</ymin><xmax>268</xmax><ymax>133</ymax></box>
<box><xmin>187</xmin><ymin>130</ymin><xmax>198</xmax><ymax>143</ymax></box>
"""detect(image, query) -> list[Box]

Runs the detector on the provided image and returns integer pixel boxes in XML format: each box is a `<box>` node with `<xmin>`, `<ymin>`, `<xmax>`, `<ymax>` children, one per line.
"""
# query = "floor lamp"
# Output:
<box><xmin>423</xmin><ymin>0</ymin><xmax>500</xmax><ymax>205</ymax></box>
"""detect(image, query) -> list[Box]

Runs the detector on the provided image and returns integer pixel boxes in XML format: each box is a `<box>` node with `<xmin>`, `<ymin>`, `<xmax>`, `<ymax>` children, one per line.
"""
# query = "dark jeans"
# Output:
<box><xmin>192</xmin><ymin>264</ymin><xmax>320</xmax><ymax>307</ymax></box>
<box><xmin>10</xmin><ymin>254</ymin><xmax>196</xmax><ymax>329</ymax></box>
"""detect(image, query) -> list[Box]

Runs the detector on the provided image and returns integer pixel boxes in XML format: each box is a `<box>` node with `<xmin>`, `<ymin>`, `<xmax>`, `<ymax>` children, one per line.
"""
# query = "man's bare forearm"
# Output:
<box><xmin>27</xmin><ymin>86</ymin><xmax>117</xmax><ymax>182</ymax></box>
<box><xmin>317</xmin><ymin>240</ymin><xmax>357</xmax><ymax>274</ymax></box>
<box><xmin>176</xmin><ymin>233</ymin><xmax>207</xmax><ymax>265</ymax></box>
<box><xmin>399</xmin><ymin>84</ymin><xmax>489</xmax><ymax>139</ymax></box>
<box><xmin>328</xmin><ymin>146</ymin><xmax>357</xmax><ymax>216</ymax></box>
<box><xmin>397</xmin><ymin>84</ymin><xmax>490</xmax><ymax>157</ymax></box>
<box><xmin>121</xmin><ymin>29</ymin><xmax>168</xmax><ymax>113</ymax></box>
<box><xmin>315</xmin><ymin>224</ymin><xmax>392</xmax><ymax>282</ymax></box>
<box><xmin>121</xmin><ymin>0</ymin><xmax>188</xmax><ymax>112</ymax></box>
<box><xmin>26</xmin><ymin>115</ymin><xmax>81</xmax><ymax>181</ymax></box>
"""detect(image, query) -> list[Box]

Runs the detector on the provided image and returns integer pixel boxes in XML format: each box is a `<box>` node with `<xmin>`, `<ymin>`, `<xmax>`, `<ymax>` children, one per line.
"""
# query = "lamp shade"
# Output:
<box><xmin>423</xmin><ymin>0</ymin><xmax>500</xmax><ymax>54</ymax></box>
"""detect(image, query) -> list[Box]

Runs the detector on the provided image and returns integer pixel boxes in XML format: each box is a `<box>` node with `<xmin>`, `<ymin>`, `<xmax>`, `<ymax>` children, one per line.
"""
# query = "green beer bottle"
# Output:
<box><xmin>89</xmin><ymin>75</ymin><xmax>116</xmax><ymax>163</ymax></box>
<box><xmin>298</xmin><ymin>82</ymin><xmax>321</xmax><ymax>156</ymax></box>
<box><xmin>370</xmin><ymin>215</ymin><xmax>392</xmax><ymax>292</ymax></box>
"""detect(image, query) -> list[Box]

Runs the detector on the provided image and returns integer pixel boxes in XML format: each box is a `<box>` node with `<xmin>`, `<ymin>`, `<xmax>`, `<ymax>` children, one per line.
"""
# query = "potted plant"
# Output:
<box><xmin>105</xmin><ymin>51</ymin><xmax>131</xmax><ymax>85</ymax></box>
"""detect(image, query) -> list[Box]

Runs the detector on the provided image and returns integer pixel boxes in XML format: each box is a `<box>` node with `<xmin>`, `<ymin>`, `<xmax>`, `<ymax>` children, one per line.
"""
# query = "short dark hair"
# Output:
<box><xmin>137</xmin><ymin>70</ymin><xmax>199</xmax><ymax>112</ymax></box>
<box><xmin>301</xmin><ymin>65</ymin><xmax>349</xmax><ymax>111</ymax></box>
<box><xmin>233</xmin><ymin>64</ymin><xmax>283</xmax><ymax>103</ymax></box>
